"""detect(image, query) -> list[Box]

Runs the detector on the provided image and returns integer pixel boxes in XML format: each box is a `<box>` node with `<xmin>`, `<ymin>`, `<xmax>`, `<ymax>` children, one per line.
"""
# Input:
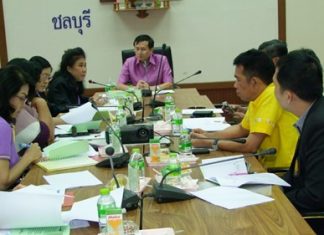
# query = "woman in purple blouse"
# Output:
<box><xmin>0</xmin><ymin>65</ymin><xmax>42</xmax><ymax>190</ymax></box>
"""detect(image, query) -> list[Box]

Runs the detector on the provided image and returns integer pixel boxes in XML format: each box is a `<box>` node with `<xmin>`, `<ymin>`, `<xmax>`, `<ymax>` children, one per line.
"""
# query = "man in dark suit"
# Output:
<box><xmin>274</xmin><ymin>48</ymin><xmax>324</xmax><ymax>233</ymax></box>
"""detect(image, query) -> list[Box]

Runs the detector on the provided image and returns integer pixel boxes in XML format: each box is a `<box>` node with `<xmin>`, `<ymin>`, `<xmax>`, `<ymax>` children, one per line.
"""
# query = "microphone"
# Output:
<box><xmin>245</xmin><ymin>147</ymin><xmax>277</xmax><ymax>157</ymax></box>
<box><xmin>153</xmin><ymin>148</ymin><xmax>277</xmax><ymax>203</ymax></box>
<box><xmin>88</xmin><ymin>80</ymin><xmax>142</xmax><ymax>111</ymax></box>
<box><xmin>90</xmin><ymin>101</ymin><xmax>130</xmax><ymax>168</ymax></box>
<box><xmin>105</xmin><ymin>146</ymin><xmax>140</xmax><ymax>211</ymax></box>
<box><xmin>147</xmin><ymin>44</ymin><xmax>168</xmax><ymax>117</ymax></box>
<box><xmin>96</xmin><ymin>104</ymin><xmax>137</xmax><ymax>125</ymax></box>
<box><xmin>173</xmin><ymin>70</ymin><xmax>202</xmax><ymax>89</ymax></box>
<box><xmin>148</xmin><ymin>70</ymin><xmax>203</xmax><ymax>111</ymax></box>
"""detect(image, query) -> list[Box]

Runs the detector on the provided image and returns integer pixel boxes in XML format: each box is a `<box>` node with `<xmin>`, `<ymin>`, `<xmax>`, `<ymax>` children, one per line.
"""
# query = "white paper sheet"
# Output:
<box><xmin>0</xmin><ymin>191</ymin><xmax>64</xmax><ymax>229</ymax></box>
<box><xmin>62</xmin><ymin>187</ymin><xmax>124</xmax><ymax>222</ymax></box>
<box><xmin>55</xmin><ymin>124</ymin><xmax>73</xmax><ymax>135</ymax></box>
<box><xmin>191</xmin><ymin>186</ymin><xmax>273</xmax><ymax>209</ymax></box>
<box><xmin>61</xmin><ymin>102</ymin><xmax>97</xmax><ymax>124</ymax></box>
<box><xmin>183</xmin><ymin>117</ymin><xmax>230</xmax><ymax>131</ymax></box>
<box><xmin>213</xmin><ymin>173</ymin><xmax>291</xmax><ymax>187</ymax></box>
<box><xmin>200</xmin><ymin>155</ymin><xmax>247</xmax><ymax>180</ymax></box>
<box><xmin>43</xmin><ymin>170</ymin><xmax>102</xmax><ymax>189</ymax></box>
<box><xmin>182</xmin><ymin>108</ymin><xmax>223</xmax><ymax>115</ymax></box>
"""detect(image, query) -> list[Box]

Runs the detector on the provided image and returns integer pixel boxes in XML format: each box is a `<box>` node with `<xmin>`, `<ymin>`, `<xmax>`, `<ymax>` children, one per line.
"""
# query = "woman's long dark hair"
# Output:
<box><xmin>0</xmin><ymin>65</ymin><xmax>30</xmax><ymax>123</ymax></box>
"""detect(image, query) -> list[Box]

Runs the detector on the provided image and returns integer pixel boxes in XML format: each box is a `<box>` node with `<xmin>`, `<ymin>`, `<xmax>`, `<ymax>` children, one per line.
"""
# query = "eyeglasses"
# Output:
<box><xmin>15</xmin><ymin>95</ymin><xmax>28</xmax><ymax>103</ymax></box>
<box><xmin>40</xmin><ymin>73</ymin><xmax>52</xmax><ymax>81</ymax></box>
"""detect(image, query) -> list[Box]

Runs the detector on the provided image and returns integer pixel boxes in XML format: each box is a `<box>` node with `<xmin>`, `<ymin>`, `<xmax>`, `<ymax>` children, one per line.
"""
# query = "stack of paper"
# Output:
<box><xmin>0</xmin><ymin>190</ymin><xmax>65</xmax><ymax>229</ymax></box>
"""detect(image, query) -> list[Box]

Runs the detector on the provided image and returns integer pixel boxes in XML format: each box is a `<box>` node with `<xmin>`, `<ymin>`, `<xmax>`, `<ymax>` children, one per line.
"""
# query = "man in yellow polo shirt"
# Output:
<box><xmin>191</xmin><ymin>49</ymin><xmax>298</xmax><ymax>169</ymax></box>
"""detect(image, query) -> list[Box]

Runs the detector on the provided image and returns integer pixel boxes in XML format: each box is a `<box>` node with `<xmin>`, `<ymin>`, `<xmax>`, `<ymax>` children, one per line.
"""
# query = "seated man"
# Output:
<box><xmin>192</xmin><ymin>49</ymin><xmax>299</xmax><ymax>169</ymax></box>
<box><xmin>117</xmin><ymin>34</ymin><xmax>173</xmax><ymax>91</ymax></box>
<box><xmin>274</xmin><ymin>49</ymin><xmax>324</xmax><ymax>213</ymax></box>
<box><xmin>258</xmin><ymin>39</ymin><xmax>288</xmax><ymax>65</ymax></box>
<box><xmin>226</xmin><ymin>39</ymin><xmax>289</xmax><ymax>123</ymax></box>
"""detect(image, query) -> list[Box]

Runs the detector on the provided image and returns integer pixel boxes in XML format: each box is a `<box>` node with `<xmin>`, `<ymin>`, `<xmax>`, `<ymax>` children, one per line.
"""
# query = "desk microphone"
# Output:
<box><xmin>146</xmin><ymin>44</ymin><xmax>167</xmax><ymax>120</ymax></box>
<box><xmin>152</xmin><ymin>148</ymin><xmax>277</xmax><ymax>203</ymax></box>
<box><xmin>90</xmin><ymin>101</ymin><xmax>130</xmax><ymax>168</ymax></box>
<box><xmin>105</xmin><ymin>146</ymin><xmax>140</xmax><ymax>211</ymax></box>
<box><xmin>173</xmin><ymin>70</ymin><xmax>202</xmax><ymax>89</ymax></box>
<box><xmin>88</xmin><ymin>80</ymin><xmax>142</xmax><ymax>111</ymax></box>
<box><xmin>148</xmin><ymin>70</ymin><xmax>203</xmax><ymax>113</ymax></box>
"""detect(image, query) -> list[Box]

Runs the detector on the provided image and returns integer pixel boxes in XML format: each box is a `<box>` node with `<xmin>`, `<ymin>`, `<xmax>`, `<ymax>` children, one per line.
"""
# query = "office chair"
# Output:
<box><xmin>302</xmin><ymin>211</ymin><xmax>324</xmax><ymax>234</ymax></box>
<box><xmin>121</xmin><ymin>45</ymin><xmax>174</xmax><ymax>78</ymax></box>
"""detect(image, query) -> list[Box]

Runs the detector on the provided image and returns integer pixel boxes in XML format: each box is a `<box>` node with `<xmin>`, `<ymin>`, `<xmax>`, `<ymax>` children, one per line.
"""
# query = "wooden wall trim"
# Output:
<box><xmin>0</xmin><ymin>0</ymin><xmax>8</xmax><ymax>67</ymax></box>
<box><xmin>278</xmin><ymin>0</ymin><xmax>286</xmax><ymax>41</ymax></box>
<box><xmin>84</xmin><ymin>81</ymin><xmax>243</xmax><ymax>105</ymax></box>
<box><xmin>178</xmin><ymin>81</ymin><xmax>235</xmax><ymax>90</ymax></box>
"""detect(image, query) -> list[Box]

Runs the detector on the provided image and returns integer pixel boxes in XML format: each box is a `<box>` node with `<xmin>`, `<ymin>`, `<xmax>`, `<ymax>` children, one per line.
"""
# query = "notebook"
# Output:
<box><xmin>37</xmin><ymin>140</ymin><xmax>97</xmax><ymax>172</ymax></box>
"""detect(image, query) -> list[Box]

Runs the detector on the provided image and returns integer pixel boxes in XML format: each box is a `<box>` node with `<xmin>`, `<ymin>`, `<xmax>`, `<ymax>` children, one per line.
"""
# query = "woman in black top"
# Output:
<box><xmin>47</xmin><ymin>47</ymin><xmax>90</xmax><ymax>117</ymax></box>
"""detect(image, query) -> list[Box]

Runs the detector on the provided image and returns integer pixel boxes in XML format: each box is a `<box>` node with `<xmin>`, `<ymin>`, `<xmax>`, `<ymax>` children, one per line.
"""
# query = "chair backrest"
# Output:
<box><xmin>121</xmin><ymin>45</ymin><xmax>174</xmax><ymax>78</ymax></box>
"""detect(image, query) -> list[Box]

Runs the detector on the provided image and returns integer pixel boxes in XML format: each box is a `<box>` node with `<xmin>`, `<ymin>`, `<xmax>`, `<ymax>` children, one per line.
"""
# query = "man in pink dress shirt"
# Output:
<box><xmin>117</xmin><ymin>34</ymin><xmax>173</xmax><ymax>91</ymax></box>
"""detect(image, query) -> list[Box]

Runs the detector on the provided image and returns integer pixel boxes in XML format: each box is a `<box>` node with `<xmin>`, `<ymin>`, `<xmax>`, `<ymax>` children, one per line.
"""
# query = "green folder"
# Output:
<box><xmin>43</xmin><ymin>140</ymin><xmax>89</xmax><ymax>160</ymax></box>
<box><xmin>10</xmin><ymin>225</ymin><xmax>70</xmax><ymax>235</ymax></box>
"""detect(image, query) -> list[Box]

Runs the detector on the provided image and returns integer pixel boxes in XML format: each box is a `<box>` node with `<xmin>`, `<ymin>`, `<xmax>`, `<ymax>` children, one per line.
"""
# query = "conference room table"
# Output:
<box><xmin>21</xmin><ymin>89</ymin><xmax>314</xmax><ymax>235</ymax></box>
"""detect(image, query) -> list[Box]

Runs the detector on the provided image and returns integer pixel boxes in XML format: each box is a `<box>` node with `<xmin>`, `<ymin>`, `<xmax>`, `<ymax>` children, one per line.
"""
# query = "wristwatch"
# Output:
<box><xmin>212</xmin><ymin>139</ymin><xmax>218</xmax><ymax>151</ymax></box>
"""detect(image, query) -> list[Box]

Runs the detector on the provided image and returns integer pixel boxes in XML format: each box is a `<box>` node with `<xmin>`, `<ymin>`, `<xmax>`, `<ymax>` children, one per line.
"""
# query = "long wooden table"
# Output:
<box><xmin>21</xmin><ymin>89</ymin><xmax>314</xmax><ymax>234</ymax></box>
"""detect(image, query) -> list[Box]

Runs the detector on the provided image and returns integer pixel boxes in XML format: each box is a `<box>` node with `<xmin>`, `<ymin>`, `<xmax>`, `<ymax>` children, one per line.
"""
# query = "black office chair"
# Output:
<box><xmin>121</xmin><ymin>45</ymin><xmax>174</xmax><ymax>78</ymax></box>
<box><xmin>302</xmin><ymin>211</ymin><xmax>324</xmax><ymax>234</ymax></box>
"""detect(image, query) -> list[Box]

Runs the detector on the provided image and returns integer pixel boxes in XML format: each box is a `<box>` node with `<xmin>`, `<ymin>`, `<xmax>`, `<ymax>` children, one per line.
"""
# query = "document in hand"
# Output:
<box><xmin>61</xmin><ymin>102</ymin><xmax>97</xmax><ymax>124</ymax></box>
<box><xmin>0</xmin><ymin>190</ymin><xmax>64</xmax><ymax>229</ymax></box>
<box><xmin>183</xmin><ymin>117</ymin><xmax>230</xmax><ymax>131</ymax></box>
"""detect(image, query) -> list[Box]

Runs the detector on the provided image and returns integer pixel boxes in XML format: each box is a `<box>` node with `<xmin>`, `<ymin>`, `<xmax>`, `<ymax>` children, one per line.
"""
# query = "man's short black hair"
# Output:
<box><xmin>233</xmin><ymin>49</ymin><xmax>275</xmax><ymax>85</ymax></box>
<box><xmin>258</xmin><ymin>39</ymin><xmax>288</xmax><ymax>59</ymax></box>
<box><xmin>133</xmin><ymin>34</ymin><xmax>154</xmax><ymax>49</ymax></box>
<box><xmin>277</xmin><ymin>48</ymin><xmax>323</xmax><ymax>102</ymax></box>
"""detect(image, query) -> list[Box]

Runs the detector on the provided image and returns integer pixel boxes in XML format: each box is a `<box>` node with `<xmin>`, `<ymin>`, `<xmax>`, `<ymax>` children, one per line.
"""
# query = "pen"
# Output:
<box><xmin>19</xmin><ymin>143</ymin><xmax>31</xmax><ymax>149</ymax></box>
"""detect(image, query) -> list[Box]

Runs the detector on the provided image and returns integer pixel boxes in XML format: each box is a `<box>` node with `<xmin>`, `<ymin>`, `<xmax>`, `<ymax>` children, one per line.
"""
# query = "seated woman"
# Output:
<box><xmin>47</xmin><ymin>47</ymin><xmax>102</xmax><ymax>117</ymax></box>
<box><xmin>30</xmin><ymin>56</ymin><xmax>52</xmax><ymax>99</ymax></box>
<box><xmin>0</xmin><ymin>65</ymin><xmax>42</xmax><ymax>190</ymax></box>
<box><xmin>7</xmin><ymin>58</ymin><xmax>54</xmax><ymax>148</ymax></box>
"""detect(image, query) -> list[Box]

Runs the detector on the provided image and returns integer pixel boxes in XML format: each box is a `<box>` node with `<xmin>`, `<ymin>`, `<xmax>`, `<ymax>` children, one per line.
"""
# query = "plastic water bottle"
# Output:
<box><xmin>116</xmin><ymin>105</ymin><xmax>127</xmax><ymax>127</ymax></box>
<box><xmin>164</xmin><ymin>94</ymin><xmax>175</xmax><ymax>122</ymax></box>
<box><xmin>179</xmin><ymin>129</ymin><xmax>192</xmax><ymax>155</ymax></box>
<box><xmin>128</xmin><ymin>148</ymin><xmax>145</xmax><ymax>192</ymax></box>
<box><xmin>97</xmin><ymin>188</ymin><xmax>116</xmax><ymax>233</ymax></box>
<box><xmin>109</xmin><ymin>123</ymin><xmax>122</xmax><ymax>153</ymax></box>
<box><xmin>164</xmin><ymin>153</ymin><xmax>181</xmax><ymax>184</ymax></box>
<box><xmin>172</xmin><ymin>108</ymin><xmax>183</xmax><ymax>136</ymax></box>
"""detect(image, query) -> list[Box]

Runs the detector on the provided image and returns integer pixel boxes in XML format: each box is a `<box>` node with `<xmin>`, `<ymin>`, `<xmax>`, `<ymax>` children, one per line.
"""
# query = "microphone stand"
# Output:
<box><xmin>106</xmin><ymin>146</ymin><xmax>140</xmax><ymax>211</ymax></box>
<box><xmin>91</xmin><ymin>102</ymin><xmax>130</xmax><ymax>168</ymax></box>
<box><xmin>147</xmin><ymin>44</ymin><xmax>167</xmax><ymax>120</ymax></box>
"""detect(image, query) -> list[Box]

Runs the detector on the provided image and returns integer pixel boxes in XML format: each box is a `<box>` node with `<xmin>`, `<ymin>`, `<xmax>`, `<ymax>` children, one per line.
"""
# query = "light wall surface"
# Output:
<box><xmin>3</xmin><ymin>0</ymin><xmax>278</xmax><ymax>88</ymax></box>
<box><xmin>286</xmin><ymin>0</ymin><xmax>324</xmax><ymax>65</ymax></box>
